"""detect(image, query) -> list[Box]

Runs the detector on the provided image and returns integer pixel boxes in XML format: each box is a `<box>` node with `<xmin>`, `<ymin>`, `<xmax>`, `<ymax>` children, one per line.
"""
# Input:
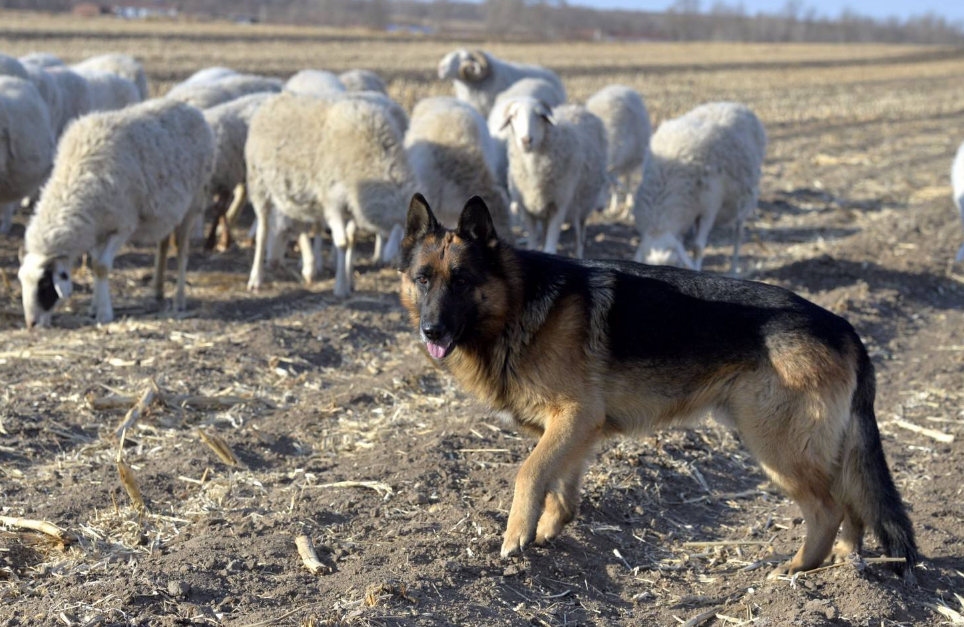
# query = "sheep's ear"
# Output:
<box><xmin>52</xmin><ymin>259</ymin><xmax>72</xmax><ymax>300</ymax></box>
<box><xmin>499</xmin><ymin>102</ymin><xmax>517</xmax><ymax>131</ymax></box>
<box><xmin>457</xmin><ymin>196</ymin><xmax>497</xmax><ymax>245</ymax></box>
<box><xmin>536</xmin><ymin>102</ymin><xmax>556</xmax><ymax>126</ymax></box>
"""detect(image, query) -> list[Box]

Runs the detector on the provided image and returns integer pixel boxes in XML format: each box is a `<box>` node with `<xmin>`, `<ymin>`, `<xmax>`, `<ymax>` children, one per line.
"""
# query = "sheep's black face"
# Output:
<box><xmin>37</xmin><ymin>266</ymin><xmax>60</xmax><ymax>312</ymax></box>
<box><xmin>19</xmin><ymin>254</ymin><xmax>72</xmax><ymax>329</ymax></box>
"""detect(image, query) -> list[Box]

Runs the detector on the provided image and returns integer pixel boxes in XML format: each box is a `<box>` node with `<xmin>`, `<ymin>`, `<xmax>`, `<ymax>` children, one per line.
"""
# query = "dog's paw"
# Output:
<box><xmin>767</xmin><ymin>561</ymin><xmax>793</xmax><ymax>580</ymax></box>
<box><xmin>501</xmin><ymin>528</ymin><xmax>534</xmax><ymax>559</ymax></box>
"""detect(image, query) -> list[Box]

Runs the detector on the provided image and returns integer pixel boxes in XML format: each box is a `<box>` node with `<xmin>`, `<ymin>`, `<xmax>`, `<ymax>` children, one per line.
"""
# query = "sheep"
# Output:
<box><xmin>501</xmin><ymin>99</ymin><xmax>608</xmax><ymax>258</ymax></box>
<box><xmin>72</xmin><ymin>54</ymin><xmax>149</xmax><ymax>100</ymax></box>
<box><xmin>285</xmin><ymin>69</ymin><xmax>346</xmax><ymax>97</ymax></box>
<box><xmin>405</xmin><ymin>97</ymin><xmax>511</xmax><ymax>240</ymax></box>
<box><xmin>0</xmin><ymin>77</ymin><xmax>55</xmax><ymax>236</ymax></box>
<box><xmin>46</xmin><ymin>67</ymin><xmax>94</xmax><ymax>132</ymax></box>
<box><xmin>18</xmin><ymin>99</ymin><xmax>215</xmax><ymax>327</ymax></box>
<box><xmin>78</xmin><ymin>70</ymin><xmax>141</xmax><ymax>112</ymax></box>
<box><xmin>338</xmin><ymin>69</ymin><xmax>387</xmax><ymax>94</ymax></box>
<box><xmin>180</xmin><ymin>66</ymin><xmax>238</xmax><ymax>86</ymax></box>
<box><xmin>245</xmin><ymin>92</ymin><xmax>413</xmax><ymax>296</ymax></box>
<box><xmin>200</xmin><ymin>92</ymin><xmax>273</xmax><ymax>250</ymax></box>
<box><xmin>632</xmin><ymin>102</ymin><xmax>766</xmax><ymax>274</ymax></box>
<box><xmin>0</xmin><ymin>53</ymin><xmax>28</xmax><ymax>79</ymax></box>
<box><xmin>953</xmin><ymin>140</ymin><xmax>964</xmax><ymax>263</ymax></box>
<box><xmin>586</xmin><ymin>85</ymin><xmax>651</xmax><ymax>215</ymax></box>
<box><xmin>19</xmin><ymin>52</ymin><xmax>64</xmax><ymax>70</ymax></box>
<box><xmin>166</xmin><ymin>74</ymin><xmax>282</xmax><ymax>110</ymax></box>
<box><xmin>22</xmin><ymin>64</ymin><xmax>66</xmax><ymax>138</ymax></box>
<box><xmin>486</xmin><ymin>77</ymin><xmax>567</xmax><ymax>191</ymax></box>
<box><xmin>437</xmin><ymin>49</ymin><xmax>566</xmax><ymax>117</ymax></box>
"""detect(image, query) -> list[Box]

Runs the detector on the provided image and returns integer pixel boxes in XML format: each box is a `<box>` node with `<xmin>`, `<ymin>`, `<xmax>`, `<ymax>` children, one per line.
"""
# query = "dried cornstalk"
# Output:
<box><xmin>0</xmin><ymin>516</ymin><xmax>75</xmax><ymax>545</ymax></box>
<box><xmin>89</xmin><ymin>391</ymin><xmax>262</xmax><ymax>412</ymax></box>
<box><xmin>306</xmin><ymin>480</ymin><xmax>393</xmax><ymax>498</ymax></box>
<box><xmin>113</xmin><ymin>379</ymin><xmax>159</xmax><ymax>440</ymax></box>
<box><xmin>295</xmin><ymin>534</ymin><xmax>329</xmax><ymax>575</ymax></box>
<box><xmin>197</xmin><ymin>428</ymin><xmax>239</xmax><ymax>466</ymax></box>
<box><xmin>681</xmin><ymin>607</ymin><xmax>722</xmax><ymax>627</ymax></box>
<box><xmin>116</xmin><ymin>460</ymin><xmax>146</xmax><ymax>512</ymax></box>
<box><xmin>891</xmin><ymin>418</ymin><xmax>954</xmax><ymax>444</ymax></box>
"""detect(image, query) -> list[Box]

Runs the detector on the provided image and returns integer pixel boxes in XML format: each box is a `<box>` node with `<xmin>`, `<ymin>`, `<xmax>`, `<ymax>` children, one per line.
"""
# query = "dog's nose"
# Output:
<box><xmin>421</xmin><ymin>323</ymin><xmax>447</xmax><ymax>341</ymax></box>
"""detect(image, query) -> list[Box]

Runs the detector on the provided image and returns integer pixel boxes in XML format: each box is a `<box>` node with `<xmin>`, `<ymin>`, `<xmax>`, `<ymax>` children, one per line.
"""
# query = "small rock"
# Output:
<box><xmin>410</xmin><ymin>492</ymin><xmax>429</xmax><ymax>505</ymax></box>
<box><xmin>502</xmin><ymin>564</ymin><xmax>524</xmax><ymax>578</ymax></box>
<box><xmin>444</xmin><ymin>560</ymin><xmax>461</xmax><ymax>572</ymax></box>
<box><xmin>168</xmin><ymin>580</ymin><xmax>191</xmax><ymax>598</ymax></box>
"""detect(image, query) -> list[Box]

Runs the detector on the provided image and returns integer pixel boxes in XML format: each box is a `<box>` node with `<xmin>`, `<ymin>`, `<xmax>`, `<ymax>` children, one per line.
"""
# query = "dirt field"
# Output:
<box><xmin>2</xmin><ymin>13</ymin><xmax>964</xmax><ymax>626</ymax></box>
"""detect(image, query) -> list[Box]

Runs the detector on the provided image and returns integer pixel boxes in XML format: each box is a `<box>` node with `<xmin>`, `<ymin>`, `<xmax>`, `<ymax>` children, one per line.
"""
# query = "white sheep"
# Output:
<box><xmin>953</xmin><ymin>140</ymin><xmax>964</xmax><ymax>263</ymax></box>
<box><xmin>437</xmin><ymin>49</ymin><xmax>566</xmax><ymax>117</ymax></box>
<box><xmin>502</xmin><ymin>99</ymin><xmax>608</xmax><ymax>257</ymax></box>
<box><xmin>0</xmin><ymin>53</ymin><xmax>28</xmax><ymax>79</ymax></box>
<box><xmin>46</xmin><ymin>67</ymin><xmax>94</xmax><ymax>132</ymax></box>
<box><xmin>72</xmin><ymin>54</ymin><xmax>149</xmax><ymax>100</ymax></box>
<box><xmin>78</xmin><ymin>70</ymin><xmax>141</xmax><ymax>112</ymax></box>
<box><xmin>180</xmin><ymin>66</ymin><xmax>238</xmax><ymax>86</ymax></box>
<box><xmin>246</xmin><ymin>92</ymin><xmax>413</xmax><ymax>296</ymax></box>
<box><xmin>632</xmin><ymin>102</ymin><xmax>766</xmax><ymax>273</ymax></box>
<box><xmin>487</xmin><ymin>78</ymin><xmax>566</xmax><ymax>194</ymax></box>
<box><xmin>285</xmin><ymin>69</ymin><xmax>346</xmax><ymax>97</ymax></box>
<box><xmin>166</xmin><ymin>74</ymin><xmax>282</xmax><ymax>110</ymax></box>
<box><xmin>199</xmin><ymin>92</ymin><xmax>273</xmax><ymax>250</ymax></box>
<box><xmin>18</xmin><ymin>99</ymin><xmax>215</xmax><ymax>327</ymax></box>
<box><xmin>0</xmin><ymin>77</ymin><xmax>55</xmax><ymax>236</ymax></box>
<box><xmin>586</xmin><ymin>85</ymin><xmax>651</xmax><ymax>215</ymax></box>
<box><xmin>338</xmin><ymin>69</ymin><xmax>387</xmax><ymax>94</ymax></box>
<box><xmin>406</xmin><ymin>97</ymin><xmax>511</xmax><ymax>240</ymax></box>
<box><xmin>19</xmin><ymin>52</ymin><xmax>64</xmax><ymax>70</ymax></box>
<box><xmin>22</xmin><ymin>64</ymin><xmax>66</xmax><ymax>139</ymax></box>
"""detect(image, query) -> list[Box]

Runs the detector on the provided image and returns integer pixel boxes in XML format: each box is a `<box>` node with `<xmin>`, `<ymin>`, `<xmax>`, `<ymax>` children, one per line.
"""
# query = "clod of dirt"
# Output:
<box><xmin>167</xmin><ymin>580</ymin><xmax>191</xmax><ymax>598</ymax></box>
<box><xmin>502</xmin><ymin>563</ymin><xmax>525</xmax><ymax>577</ymax></box>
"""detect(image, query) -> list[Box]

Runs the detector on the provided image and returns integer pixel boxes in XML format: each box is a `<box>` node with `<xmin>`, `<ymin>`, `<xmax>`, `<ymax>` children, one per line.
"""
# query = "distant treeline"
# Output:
<box><xmin>5</xmin><ymin>0</ymin><xmax>963</xmax><ymax>44</ymax></box>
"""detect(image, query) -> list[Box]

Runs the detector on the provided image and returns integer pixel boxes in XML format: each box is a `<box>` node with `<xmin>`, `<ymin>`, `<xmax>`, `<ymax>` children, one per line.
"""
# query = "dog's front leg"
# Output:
<box><xmin>501</xmin><ymin>402</ymin><xmax>603</xmax><ymax>558</ymax></box>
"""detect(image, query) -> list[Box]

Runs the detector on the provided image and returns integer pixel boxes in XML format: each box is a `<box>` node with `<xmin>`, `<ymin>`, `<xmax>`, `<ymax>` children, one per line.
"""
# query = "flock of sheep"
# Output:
<box><xmin>3</xmin><ymin>47</ymin><xmax>961</xmax><ymax>328</ymax></box>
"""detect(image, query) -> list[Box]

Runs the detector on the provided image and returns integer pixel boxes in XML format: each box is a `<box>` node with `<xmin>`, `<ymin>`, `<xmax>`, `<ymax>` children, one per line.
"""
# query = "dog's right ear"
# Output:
<box><xmin>400</xmin><ymin>193</ymin><xmax>439</xmax><ymax>270</ymax></box>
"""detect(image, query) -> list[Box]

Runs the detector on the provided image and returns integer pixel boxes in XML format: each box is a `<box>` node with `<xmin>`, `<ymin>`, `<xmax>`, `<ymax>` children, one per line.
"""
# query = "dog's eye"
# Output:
<box><xmin>59</xmin><ymin>272</ymin><xmax>68</xmax><ymax>280</ymax></box>
<box><xmin>416</xmin><ymin>276</ymin><xmax>428</xmax><ymax>286</ymax></box>
<box><xmin>454</xmin><ymin>277</ymin><xmax>467</xmax><ymax>287</ymax></box>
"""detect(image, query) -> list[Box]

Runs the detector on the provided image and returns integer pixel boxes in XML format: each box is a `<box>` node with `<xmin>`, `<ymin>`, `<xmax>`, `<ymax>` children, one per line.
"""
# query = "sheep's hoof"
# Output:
<box><xmin>247</xmin><ymin>277</ymin><xmax>263</xmax><ymax>292</ymax></box>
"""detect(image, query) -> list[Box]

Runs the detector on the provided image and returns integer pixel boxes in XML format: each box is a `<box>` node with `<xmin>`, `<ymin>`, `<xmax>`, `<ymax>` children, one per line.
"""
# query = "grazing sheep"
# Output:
<box><xmin>338</xmin><ymin>69</ymin><xmax>387</xmax><ymax>94</ymax></box>
<box><xmin>19</xmin><ymin>52</ymin><xmax>64</xmax><ymax>70</ymax></box>
<box><xmin>246</xmin><ymin>92</ymin><xmax>413</xmax><ymax>296</ymax></box>
<box><xmin>632</xmin><ymin>102</ymin><xmax>766</xmax><ymax>273</ymax></box>
<box><xmin>18</xmin><ymin>99</ymin><xmax>215</xmax><ymax>327</ymax></box>
<box><xmin>502</xmin><ymin>99</ymin><xmax>607</xmax><ymax>257</ymax></box>
<box><xmin>180</xmin><ymin>66</ymin><xmax>238</xmax><ymax>86</ymax></box>
<box><xmin>954</xmin><ymin>140</ymin><xmax>964</xmax><ymax>263</ymax></box>
<box><xmin>72</xmin><ymin>54</ymin><xmax>149</xmax><ymax>100</ymax></box>
<box><xmin>166</xmin><ymin>74</ymin><xmax>282</xmax><ymax>109</ymax></box>
<box><xmin>79</xmin><ymin>71</ymin><xmax>141</xmax><ymax>112</ymax></box>
<box><xmin>285</xmin><ymin>69</ymin><xmax>346</xmax><ymax>97</ymax></box>
<box><xmin>200</xmin><ymin>92</ymin><xmax>273</xmax><ymax>250</ymax></box>
<box><xmin>437</xmin><ymin>49</ymin><xmax>566</xmax><ymax>117</ymax></box>
<box><xmin>406</xmin><ymin>97</ymin><xmax>511</xmax><ymax>239</ymax></box>
<box><xmin>47</xmin><ymin>67</ymin><xmax>94</xmax><ymax>132</ymax></box>
<box><xmin>22</xmin><ymin>64</ymin><xmax>66</xmax><ymax>138</ymax></box>
<box><xmin>0</xmin><ymin>77</ymin><xmax>55</xmax><ymax>235</ymax></box>
<box><xmin>586</xmin><ymin>85</ymin><xmax>651</xmax><ymax>214</ymax></box>
<box><xmin>487</xmin><ymin>77</ymin><xmax>567</xmax><ymax>191</ymax></box>
<box><xmin>0</xmin><ymin>53</ymin><xmax>28</xmax><ymax>79</ymax></box>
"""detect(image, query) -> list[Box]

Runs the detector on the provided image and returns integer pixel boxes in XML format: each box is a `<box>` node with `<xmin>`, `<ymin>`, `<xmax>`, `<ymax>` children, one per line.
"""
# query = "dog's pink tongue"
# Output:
<box><xmin>426</xmin><ymin>341</ymin><xmax>449</xmax><ymax>359</ymax></box>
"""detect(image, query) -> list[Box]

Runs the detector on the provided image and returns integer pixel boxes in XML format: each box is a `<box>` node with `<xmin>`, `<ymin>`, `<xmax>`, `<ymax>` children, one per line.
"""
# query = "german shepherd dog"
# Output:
<box><xmin>399</xmin><ymin>193</ymin><xmax>918</xmax><ymax>577</ymax></box>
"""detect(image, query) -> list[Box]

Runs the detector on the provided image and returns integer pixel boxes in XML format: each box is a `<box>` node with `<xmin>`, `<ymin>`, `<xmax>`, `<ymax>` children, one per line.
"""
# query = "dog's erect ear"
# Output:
<box><xmin>457</xmin><ymin>196</ymin><xmax>497</xmax><ymax>245</ymax></box>
<box><xmin>405</xmin><ymin>193</ymin><xmax>439</xmax><ymax>242</ymax></box>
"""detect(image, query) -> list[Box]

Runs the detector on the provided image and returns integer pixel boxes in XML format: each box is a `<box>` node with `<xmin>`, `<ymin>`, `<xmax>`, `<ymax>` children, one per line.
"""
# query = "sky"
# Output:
<box><xmin>565</xmin><ymin>0</ymin><xmax>964</xmax><ymax>22</ymax></box>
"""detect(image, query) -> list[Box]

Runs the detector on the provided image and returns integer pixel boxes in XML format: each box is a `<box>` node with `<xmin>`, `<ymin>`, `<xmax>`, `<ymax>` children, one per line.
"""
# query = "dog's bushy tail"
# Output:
<box><xmin>842</xmin><ymin>348</ymin><xmax>919</xmax><ymax>574</ymax></box>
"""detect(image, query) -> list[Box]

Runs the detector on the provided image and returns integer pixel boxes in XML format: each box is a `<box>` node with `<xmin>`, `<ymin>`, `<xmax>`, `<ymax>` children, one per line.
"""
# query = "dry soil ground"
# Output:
<box><xmin>1</xmin><ymin>14</ymin><xmax>964</xmax><ymax>627</ymax></box>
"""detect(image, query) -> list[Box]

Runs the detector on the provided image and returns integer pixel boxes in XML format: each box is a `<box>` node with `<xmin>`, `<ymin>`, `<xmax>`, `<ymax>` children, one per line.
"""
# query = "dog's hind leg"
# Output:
<box><xmin>768</xmin><ymin>490</ymin><xmax>843</xmax><ymax>578</ymax></box>
<box><xmin>831</xmin><ymin>508</ymin><xmax>865</xmax><ymax>562</ymax></box>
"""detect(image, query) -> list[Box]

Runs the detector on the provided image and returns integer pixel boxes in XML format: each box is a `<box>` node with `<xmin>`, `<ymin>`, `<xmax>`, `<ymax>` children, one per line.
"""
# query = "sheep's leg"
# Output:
<box><xmin>298</xmin><ymin>231</ymin><xmax>318</xmax><ymax>285</ymax></box>
<box><xmin>574</xmin><ymin>215</ymin><xmax>587</xmax><ymax>259</ymax></box>
<box><xmin>345</xmin><ymin>220</ymin><xmax>357</xmax><ymax>294</ymax></box>
<box><xmin>692</xmin><ymin>210</ymin><xmax>718</xmax><ymax>272</ymax></box>
<box><xmin>731</xmin><ymin>218</ymin><xmax>745</xmax><ymax>276</ymax></box>
<box><xmin>672</xmin><ymin>236</ymin><xmax>697</xmax><ymax>270</ymax></box>
<box><xmin>372</xmin><ymin>232</ymin><xmax>383</xmax><ymax>265</ymax></box>
<box><xmin>90</xmin><ymin>233</ymin><xmax>125</xmax><ymax>324</ymax></box>
<box><xmin>0</xmin><ymin>202</ymin><xmax>14</xmax><ymax>235</ymax></box>
<box><xmin>542</xmin><ymin>206</ymin><xmax>569</xmax><ymax>256</ymax></box>
<box><xmin>153</xmin><ymin>237</ymin><xmax>170</xmax><ymax>302</ymax></box>
<box><xmin>328</xmin><ymin>213</ymin><xmax>352</xmax><ymax>298</ymax></box>
<box><xmin>311</xmin><ymin>223</ymin><xmax>325</xmax><ymax>277</ymax></box>
<box><xmin>524</xmin><ymin>212</ymin><xmax>540</xmax><ymax>250</ymax></box>
<box><xmin>173</xmin><ymin>214</ymin><xmax>195</xmax><ymax>312</ymax></box>
<box><xmin>247</xmin><ymin>202</ymin><xmax>270</xmax><ymax>291</ymax></box>
<box><xmin>382</xmin><ymin>224</ymin><xmax>403</xmax><ymax>263</ymax></box>
<box><xmin>203</xmin><ymin>195</ymin><xmax>229</xmax><ymax>252</ymax></box>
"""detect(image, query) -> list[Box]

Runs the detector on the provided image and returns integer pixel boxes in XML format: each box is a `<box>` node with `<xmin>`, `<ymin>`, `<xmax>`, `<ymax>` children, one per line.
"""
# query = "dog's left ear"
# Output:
<box><xmin>457</xmin><ymin>196</ymin><xmax>498</xmax><ymax>246</ymax></box>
